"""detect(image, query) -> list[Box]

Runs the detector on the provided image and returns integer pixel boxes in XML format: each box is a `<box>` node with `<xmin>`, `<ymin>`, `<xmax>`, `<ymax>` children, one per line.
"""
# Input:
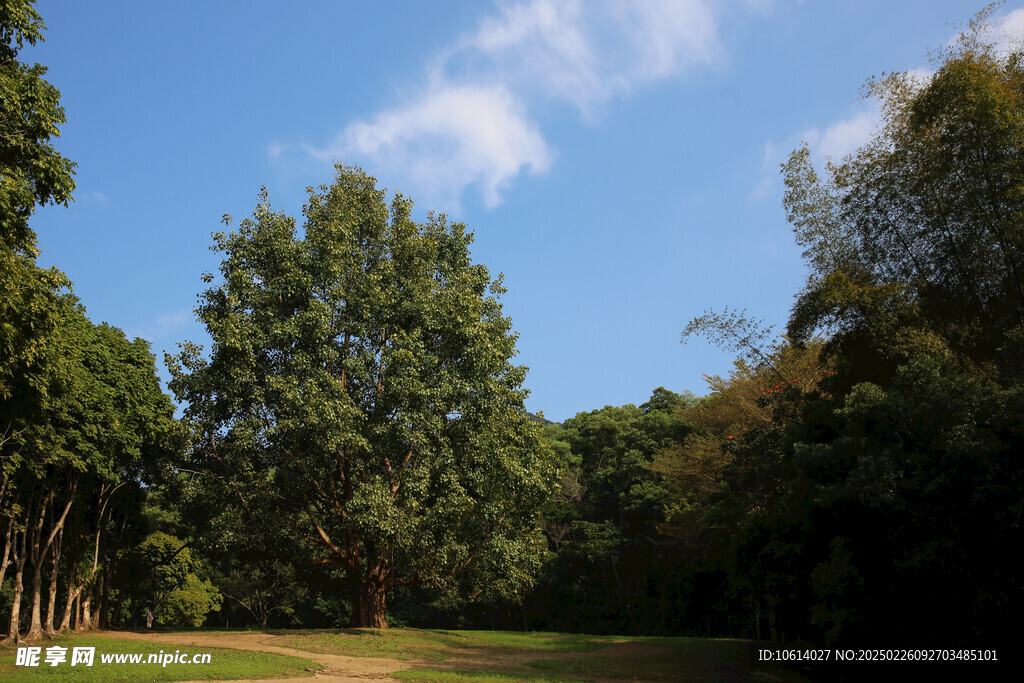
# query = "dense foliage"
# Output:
<box><xmin>167</xmin><ymin>167</ymin><xmax>556</xmax><ymax>628</ymax></box>
<box><xmin>675</xmin><ymin>7</ymin><xmax>1024</xmax><ymax>648</ymax></box>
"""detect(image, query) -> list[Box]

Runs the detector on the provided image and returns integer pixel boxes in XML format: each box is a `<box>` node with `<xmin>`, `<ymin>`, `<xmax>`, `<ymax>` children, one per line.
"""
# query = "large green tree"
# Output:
<box><xmin>169</xmin><ymin>166</ymin><xmax>555</xmax><ymax>628</ymax></box>
<box><xmin>0</xmin><ymin>0</ymin><xmax>75</xmax><ymax>403</ymax></box>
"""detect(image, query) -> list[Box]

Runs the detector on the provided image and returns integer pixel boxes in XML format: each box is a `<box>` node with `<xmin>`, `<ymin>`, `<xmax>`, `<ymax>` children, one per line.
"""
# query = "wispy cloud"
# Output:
<box><xmin>73</xmin><ymin>190</ymin><xmax>111</xmax><ymax>208</ymax></box>
<box><xmin>750</xmin><ymin>104</ymin><xmax>881</xmax><ymax>202</ymax></box>
<box><xmin>802</xmin><ymin>106</ymin><xmax>881</xmax><ymax>164</ymax></box>
<box><xmin>128</xmin><ymin>310</ymin><xmax>192</xmax><ymax>345</ymax></box>
<box><xmin>996</xmin><ymin>8</ymin><xmax>1024</xmax><ymax>52</ymax></box>
<box><xmin>298</xmin><ymin>0</ymin><xmax>723</xmax><ymax>210</ymax></box>
<box><xmin>311</xmin><ymin>84</ymin><xmax>552</xmax><ymax>209</ymax></box>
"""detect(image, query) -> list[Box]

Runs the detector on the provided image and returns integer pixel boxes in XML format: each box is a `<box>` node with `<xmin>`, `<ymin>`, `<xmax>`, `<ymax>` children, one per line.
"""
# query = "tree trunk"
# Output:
<box><xmin>0</xmin><ymin>514</ymin><xmax>14</xmax><ymax>596</ymax></box>
<box><xmin>59</xmin><ymin>565</ymin><xmax>81</xmax><ymax>632</ymax></box>
<box><xmin>351</xmin><ymin>579</ymin><xmax>387</xmax><ymax>628</ymax></box>
<box><xmin>90</xmin><ymin>574</ymin><xmax>102</xmax><ymax>627</ymax></box>
<box><xmin>44</xmin><ymin>526</ymin><xmax>63</xmax><ymax>636</ymax></box>
<box><xmin>23</xmin><ymin>487</ymin><xmax>51</xmax><ymax>640</ymax></box>
<box><xmin>100</xmin><ymin>564</ymin><xmax>112</xmax><ymax>629</ymax></box>
<box><xmin>25</xmin><ymin>555</ymin><xmax>45</xmax><ymax>639</ymax></box>
<box><xmin>3</xmin><ymin>506</ymin><xmax>29</xmax><ymax>642</ymax></box>
<box><xmin>79</xmin><ymin>588</ymin><xmax>92</xmax><ymax>631</ymax></box>
<box><xmin>112</xmin><ymin>588</ymin><xmax>124</xmax><ymax>628</ymax></box>
<box><xmin>6</xmin><ymin>559</ymin><xmax>25</xmax><ymax>641</ymax></box>
<box><xmin>27</xmin><ymin>479</ymin><xmax>75</xmax><ymax>640</ymax></box>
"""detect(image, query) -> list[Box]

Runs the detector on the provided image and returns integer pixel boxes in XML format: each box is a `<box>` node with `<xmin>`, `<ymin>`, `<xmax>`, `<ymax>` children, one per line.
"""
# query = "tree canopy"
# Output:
<box><xmin>169</xmin><ymin>166</ymin><xmax>556</xmax><ymax>627</ymax></box>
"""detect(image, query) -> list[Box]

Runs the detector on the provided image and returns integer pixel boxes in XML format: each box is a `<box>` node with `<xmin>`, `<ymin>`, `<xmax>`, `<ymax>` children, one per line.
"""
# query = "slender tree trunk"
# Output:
<box><xmin>24</xmin><ymin>487</ymin><xmax>49</xmax><ymax>639</ymax></box>
<box><xmin>0</xmin><ymin>514</ymin><xmax>14</xmax><ymax>596</ymax></box>
<box><xmin>6</xmin><ymin>559</ymin><xmax>25</xmax><ymax>642</ymax></box>
<box><xmin>112</xmin><ymin>588</ymin><xmax>124</xmax><ymax>628</ymax></box>
<box><xmin>3</xmin><ymin>502</ymin><xmax>30</xmax><ymax>643</ymax></box>
<box><xmin>100</xmin><ymin>564</ymin><xmax>112</xmax><ymax>629</ymax></box>
<box><xmin>80</xmin><ymin>585</ymin><xmax>93</xmax><ymax>631</ymax></box>
<box><xmin>44</xmin><ymin>526</ymin><xmax>62</xmax><ymax>636</ymax></box>
<box><xmin>25</xmin><ymin>554</ymin><xmax>46</xmax><ymax>639</ymax></box>
<box><xmin>90</xmin><ymin>573</ymin><xmax>102</xmax><ymax>627</ymax></box>
<box><xmin>59</xmin><ymin>567</ymin><xmax>78</xmax><ymax>632</ymax></box>
<box><xmin>58</xmin><ymin>565</ymin><xmax>82</xmax><ymax>634</ymax></box>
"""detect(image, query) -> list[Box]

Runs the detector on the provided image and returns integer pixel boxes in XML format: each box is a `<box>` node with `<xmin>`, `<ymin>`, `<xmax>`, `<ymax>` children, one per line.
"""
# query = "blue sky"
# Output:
<box><xmin>29</xmin><ymin>0</ymin><xmax>1017</xmax><ymax>422</ymax></box>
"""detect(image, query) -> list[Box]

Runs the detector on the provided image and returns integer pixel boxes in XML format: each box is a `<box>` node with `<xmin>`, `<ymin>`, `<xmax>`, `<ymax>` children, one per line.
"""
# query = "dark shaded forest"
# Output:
<box><xmin>3</xmin><ymin>0</ymin><xmax>1021</xmax><ymax>655</ymax></box>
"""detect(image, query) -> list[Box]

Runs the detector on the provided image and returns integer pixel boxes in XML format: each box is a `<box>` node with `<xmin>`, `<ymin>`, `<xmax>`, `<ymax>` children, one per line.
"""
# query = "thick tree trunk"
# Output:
<box><xmin>351</xmin><ymin>579</ymin><xmax>387</xmax><ymax>628</ymax></box>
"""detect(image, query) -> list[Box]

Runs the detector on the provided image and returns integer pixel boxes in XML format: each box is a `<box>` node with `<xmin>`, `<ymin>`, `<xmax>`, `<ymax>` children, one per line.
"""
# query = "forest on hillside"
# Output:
<box><xmin>3</xmin><ymin>0</ymin><xmax>1022</xmax><ymax>652</ymax></box>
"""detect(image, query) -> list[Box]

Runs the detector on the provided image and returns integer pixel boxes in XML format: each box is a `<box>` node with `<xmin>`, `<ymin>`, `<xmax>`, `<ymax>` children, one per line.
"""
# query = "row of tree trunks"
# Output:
<box><xmin>2</xmin><ymin>477</ymin><xmax>126</xmax><ymax>642</ymax></box>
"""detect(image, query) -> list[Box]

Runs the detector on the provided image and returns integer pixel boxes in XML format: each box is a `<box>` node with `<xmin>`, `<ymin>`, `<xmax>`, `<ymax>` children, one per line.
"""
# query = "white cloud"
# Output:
<box><xmin>313</xmin><ymin>84</ymin><xmax>552</xmax><ymax>209</ymax></box>
<box><xmin>803</xmin><ymin>106</ymin><xmax>881</xmax><ymax>164</ymax></box>
<box><xmin>300</xmin><ymin>0</ymin><xmax>722</xmax><ymax>210</ymax></box>
<box><xmin>751</xmin><ymin>104</ymin><xmax>881</xmax><ymax>201</ymax></box>
<box><xmin>997</xmin><ymin>8</ymin><xmax>1024</xmax><ymax>52</ymax></box>
<box><xmin>948</xmin><ymin>7</ymin><xmax>1024</xmax><ymax>56</ymax></box>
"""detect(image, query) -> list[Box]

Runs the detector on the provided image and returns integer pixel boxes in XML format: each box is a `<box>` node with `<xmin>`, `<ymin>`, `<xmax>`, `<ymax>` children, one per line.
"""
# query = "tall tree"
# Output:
<box><xmin>1</xmin><ymin>0</ymin><xmax>76</xmax><ymax>604</ymax></box>
<box><xmin>1</xmin><ymin>0</ymin><xmax>76</xmax><ymax>400</ymax></box>
<box><xmin>169</xmin><ymin>166</ymin><xmax>555</xmax><ymax>628</ymax></box>
<box><xmin>783</xmin><ymin>4</ymin><xmax>1024</xmax><ymax>381</ymax></box>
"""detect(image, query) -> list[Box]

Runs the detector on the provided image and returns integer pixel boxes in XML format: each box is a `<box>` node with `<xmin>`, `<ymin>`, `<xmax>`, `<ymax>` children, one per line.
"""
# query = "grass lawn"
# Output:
<box><xmin>271</xmin><ymin>628</ymin><xmax>608</xmax><ymax>661</ymax></box>
<box><xmin>0</xmin><ymin>635</ymin><xmax>319</xmax><ymax>682</ymax></box>
<box><xmin>275</xmin><ymin>628</ymin><xmax>809</xmax><ymax>681</ymax></box>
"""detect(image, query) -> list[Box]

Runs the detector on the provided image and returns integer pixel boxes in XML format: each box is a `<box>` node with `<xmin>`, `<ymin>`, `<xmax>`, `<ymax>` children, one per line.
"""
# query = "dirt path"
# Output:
<box><xmin>91</xmin><ymin>630</ymin><xmax>407</xmax><ymax>682</ymax></box>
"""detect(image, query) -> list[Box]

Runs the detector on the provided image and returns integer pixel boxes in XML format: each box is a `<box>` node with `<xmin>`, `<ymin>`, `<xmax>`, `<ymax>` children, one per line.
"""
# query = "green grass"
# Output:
<box><xmin>0</xmin><ymin>636</ymin><xmax>320</xmax><ymax>681</ymax></box>
<box><xmin>525</xmin><ymin>638</ymin><xmax>798</xmax><ymax>681</ymax></box>
<box><xmin>274</xmin><ymin>628</ymin><xmax>809</xmax><ymax>682</ymax></box>
<box><xmin>394</xmin><ymin>670</ymin><xmax>568</xmax><ymax>682</ymax></box>
<box><xmin>272</xmin><ymin>628</ymin><xmax>610</xmax><ymax>661</ymax></box>
<box><xmin>272</xmin><ymin>628</ymin><xmax>465</xmax><ymax>661</ymax></box>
